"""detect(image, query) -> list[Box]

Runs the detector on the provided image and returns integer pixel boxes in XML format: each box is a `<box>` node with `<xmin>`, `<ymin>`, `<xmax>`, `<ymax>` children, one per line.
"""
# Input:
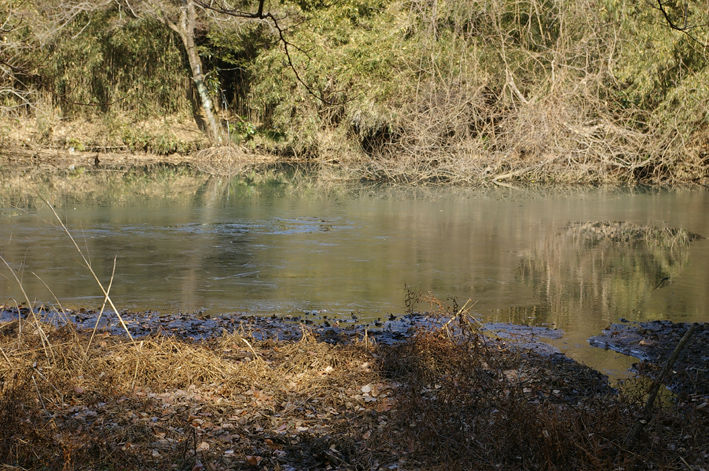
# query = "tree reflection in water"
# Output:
<box><xmin>516</xmin><ymin>221</ymin><xmax>704</xmax><ymax>326</ymax></box>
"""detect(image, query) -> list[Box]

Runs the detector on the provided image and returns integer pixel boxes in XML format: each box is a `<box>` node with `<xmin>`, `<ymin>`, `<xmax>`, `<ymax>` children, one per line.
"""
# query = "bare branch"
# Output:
<box><xmin>193</xmin><ymin>0</ymin><xmax>342</xmax><ymax>105</ymax></box>
<box><xmin>655</xmin><ymin>0</ymin><xmax>709</xmax><ymax>47</ymax></box>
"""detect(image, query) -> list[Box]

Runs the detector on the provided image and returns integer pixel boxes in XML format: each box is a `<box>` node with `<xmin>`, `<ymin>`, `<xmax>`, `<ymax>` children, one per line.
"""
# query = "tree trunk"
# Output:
<box><xmin>169</xmin><ymin>0</ymin><xmax>224</xmax><ymax>144</ymax></box>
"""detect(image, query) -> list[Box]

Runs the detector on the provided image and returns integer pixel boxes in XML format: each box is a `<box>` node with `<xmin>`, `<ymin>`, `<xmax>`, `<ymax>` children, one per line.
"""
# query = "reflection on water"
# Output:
<box><xmin>0</xmin><ymin>165</ymin><xmax>707</xmax><ymax>376</ymax></box>
<box><xmin>517</xmin><ymin>222</ymin><xmax>702</xmax><ymax>325</ymax></box>
<box><xmin>508</xmin><ymin>221</ymin><xmax>706</xmax><ymax>374</ymax></box>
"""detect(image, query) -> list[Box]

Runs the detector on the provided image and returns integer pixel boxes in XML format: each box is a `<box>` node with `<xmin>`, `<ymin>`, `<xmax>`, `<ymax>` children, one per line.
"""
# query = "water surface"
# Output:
<box><xmin>1</xmin><ymin>168</ymin><xmax>707</xmax><ymax>376</ymax></box>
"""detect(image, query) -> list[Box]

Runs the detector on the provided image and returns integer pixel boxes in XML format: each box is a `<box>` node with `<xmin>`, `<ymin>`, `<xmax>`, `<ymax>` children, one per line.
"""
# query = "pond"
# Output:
<box><xmin>1</xmin><ymin>165</ymin><xmax>707</xmax><ymax>377</ymax></box>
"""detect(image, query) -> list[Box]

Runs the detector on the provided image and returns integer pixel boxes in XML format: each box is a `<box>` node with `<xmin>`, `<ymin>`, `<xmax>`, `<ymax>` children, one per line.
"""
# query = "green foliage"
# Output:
<box><xmin>206</xmin><ymin>22</ymin><xmax>276</xmax><ymax>69</ymax></box>
<box><xmin>606</xmin><ymin>0</ymin><xmax>708</xmax><ymax>109</ymax></box>
<box><xmin>1</xmin><ymin>0</ymin><xmax>707</xmax><ymax>181</ymax></box>
<box><xmin>39</xmin><ymin>10</ymin><xmax>191</xmax><ymax>119</ymax></box>
<box><xmin>242</xmin><ymin>0</ymin><xmax>408</xmax><ymax>155</ymax></box>
<box><xmin>226</xmin><ymin>117</ymin><xmax>257</xmax><ymax>144</ymax></box>
<box><xmin>240</xmin><ymin>0</ymin><xmax>615</xmax><ymax>155</ymax></box>
<box><xmin>235</xmin><ymin>0</ymin><xmax>707</xmax><ymax>181</ymax></box>
<box><xmin>66</xmin><ymin>137</ymin><xmax>86</xmax><ymax>152</ymax></box>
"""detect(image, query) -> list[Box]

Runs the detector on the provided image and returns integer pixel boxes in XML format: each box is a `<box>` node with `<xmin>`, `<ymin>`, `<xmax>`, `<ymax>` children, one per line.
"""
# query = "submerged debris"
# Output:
<box><xmin>0</xmin><ymin>306</ymin><xmax>443</xmax><ymax>345</ymax></box>
<box><xmin>0</xmin><ymin>305</ymin><xmax>564</xmax><ymax>349</ymax></box>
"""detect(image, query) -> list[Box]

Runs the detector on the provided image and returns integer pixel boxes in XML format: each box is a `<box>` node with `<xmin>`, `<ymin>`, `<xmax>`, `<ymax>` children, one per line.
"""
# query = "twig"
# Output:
<box><xmin>32</xmin><ymin>364</ymin><xmax>64</xmax><ymax>403</ymax></box>
<box><xmin>0</xmin><ymin>345</ymin><xmax>12</xmax><ymax>367</ymax></box>
<box><xmin>130</xmin><ymin>341</ymin><xmax>144</xmax><ymax>391</ymax></box>
<box><xmin>192</xmin><ymin>426</ymin><xmax>199</xmax><ymax>463</ymax></box>
<box><xmin>492</xmin><ymin>164</ymin><xmax>542</xmax><ymax>183</ymax></box>
<box><xmin>653</xmin><ymin>276</ymin><xmax>670</xmax><ymax>290</ymax></box>
<box><xmin>241</xmin><ymin>338</ymin><xmax>265</xmax><ymax>364</ymax></box>
<box><xmin>31</xmin><ymin>187</ymin><xmax>135</xmax><ymax>343</ymax></box>
<box><xmin>194</xmin><ymin>0</ymin><xmax>350</xmax><ymax>106</ymax></box>
<box><xmin>32</xmin><ymin>375</ymin><xmax>50</xmax><ymax>417</ymax></box>
<box><xmin>655</xmin><ymin>0</ymin><xmax>709</xmax><ymax>48</ymax></box>
<box><xmin>679</xmin><ymin>455</ymin><xmax>693</xmax><ymax>470</ymax></box>
<box><xmin>625</xmin><ymin>323</ymin><xmax>698</xmax><ymax>446</ymax></box>
<box><xmin>86</xmin><ymin>256</ymin><xmax>118</xmax><ymax>355</ymax></box>
<box><xmin>9</xmin><ymin>299</ymin><xmax>22</xmax><ymax>342</ymax></box>
<box><xmin>440</xmin><ymin>298</ymin><xmax>474</xmax><ymax>331</ymax></box>
<box><xmin>0</xmin><ymin>255</ymin><xmax>51</xmax><ymax>358</ymax></box>
<box><xmin>32</xmin><ymin>272</ymin><xmax>73</xmax><ymax>327</ymax></box>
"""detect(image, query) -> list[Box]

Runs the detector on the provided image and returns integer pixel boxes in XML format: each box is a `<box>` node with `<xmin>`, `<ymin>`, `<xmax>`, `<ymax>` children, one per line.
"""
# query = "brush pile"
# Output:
<box><xmin>1</xmin><ymin>314</ymin><xmax>707</xmax><ymax>470</ymax></box>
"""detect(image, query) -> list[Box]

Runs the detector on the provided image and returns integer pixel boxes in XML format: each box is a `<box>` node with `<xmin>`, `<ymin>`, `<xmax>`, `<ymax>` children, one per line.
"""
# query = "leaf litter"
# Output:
<box><xmin>0</xmin><ymin>304</ymin><xmax>707</xmax><ymax>470</ymax></box>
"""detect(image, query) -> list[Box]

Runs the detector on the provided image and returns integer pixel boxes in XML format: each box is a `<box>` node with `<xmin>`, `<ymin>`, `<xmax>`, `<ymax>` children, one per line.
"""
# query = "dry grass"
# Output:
<box><xmin>339</xmin><ymin>0</ymin><xmax>709</xmax><ymax>186</ymax></box>
<box><xmin>0</xmin><ymin>321</ymin><xmax>381</xmax><ymax>470</ymax></box>
<box><xmin>191</xmin><ymin>146</ymin><xmax>281</xmax><ymax>177</ymax></box>
<box><xmin>0</xmin><ymin>101</ymin><xmax>208</xmax><ymax>156</ymax></box>
<box><xmin>1</xmin><ymin>312</ymin><xmax>707</xmax><ymax>470</ymax></box>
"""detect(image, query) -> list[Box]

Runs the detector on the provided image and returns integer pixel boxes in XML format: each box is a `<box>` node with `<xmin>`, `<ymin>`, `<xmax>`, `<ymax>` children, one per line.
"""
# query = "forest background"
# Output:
<box><xmin>0</xmin><ymin>0</ymin><xmax>707</xmax><ymax>185</ymax></box>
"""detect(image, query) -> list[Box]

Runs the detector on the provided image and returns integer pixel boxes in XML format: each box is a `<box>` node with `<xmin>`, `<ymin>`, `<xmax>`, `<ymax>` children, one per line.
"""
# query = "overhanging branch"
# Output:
<box><xmin>193</xmin><ymin>0</ymin><xmax>339</xmax><ymax>105</ymax></box>
<box><xmin>655</xmin><ymin>0</ymin><xmax>709</xmax><ymax>47</ymax></box>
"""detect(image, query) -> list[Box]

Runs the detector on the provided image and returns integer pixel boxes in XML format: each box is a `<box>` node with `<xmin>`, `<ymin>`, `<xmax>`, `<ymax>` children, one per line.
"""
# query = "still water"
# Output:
<box><xmin>1</xmin><ymin>169</ymin><xmax>707</xmax><ymax>376</ymax></box>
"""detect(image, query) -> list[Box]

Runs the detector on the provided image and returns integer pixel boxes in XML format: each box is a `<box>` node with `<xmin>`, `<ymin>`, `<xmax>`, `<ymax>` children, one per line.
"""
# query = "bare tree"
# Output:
<box><xmin>159</xmin><ymin>0</ymin><xmax>224</xmax><ymax>143</ymax></box>
<box><xmin>117</xmin><ymin>0</ymin><xmax>323</xmax><ymax>145</ymax></box>
<box><xmin>114</xmin><ymin>0</ymin><xmax>229</xmax><ymax>143</ymax></box>
<box><xmin>113</xmin><ymin>0</ymin><xmax>320</xmax><ymax>145</ymax></box>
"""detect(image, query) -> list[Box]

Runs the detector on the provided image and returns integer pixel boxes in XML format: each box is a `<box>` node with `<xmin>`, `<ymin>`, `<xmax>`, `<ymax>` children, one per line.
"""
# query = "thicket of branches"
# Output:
<box><xmin>0</xmin><ymin>0</ymin><xmax>707</xmax><ymax>184</ymax></box>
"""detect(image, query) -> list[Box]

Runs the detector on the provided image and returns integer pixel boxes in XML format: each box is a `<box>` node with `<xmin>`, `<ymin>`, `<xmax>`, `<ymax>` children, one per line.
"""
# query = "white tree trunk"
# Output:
<box><xmin>168</xmin><ymin>0</ymin><xmax>224</xmax><ymax>144</ymax></box>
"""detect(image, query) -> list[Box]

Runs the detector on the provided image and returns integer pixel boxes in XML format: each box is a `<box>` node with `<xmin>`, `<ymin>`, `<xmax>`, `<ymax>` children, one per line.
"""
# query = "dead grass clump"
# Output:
<box><xmin>2</xmin><ymin>315</ymin><xmax>708</xmax><ymax>470</ymax></box>
<box><xmin>0</xmin><ymin>321</ymin><xmax>388</xmax><ymax>470</ymax></box>
<box><xmin>377</xmin><ymin>326</ymin><xmax>709</xmax><ymax>470</ymax></box>
<box><xmin>193</xmin><ymin>145</ymin><xmax>262</xmax><ymax>176</ymax></box>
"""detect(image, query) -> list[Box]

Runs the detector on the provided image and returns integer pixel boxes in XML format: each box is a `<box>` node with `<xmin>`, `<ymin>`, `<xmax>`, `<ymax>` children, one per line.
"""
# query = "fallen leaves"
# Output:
<box><xmin>0</xmin><ymin>322</ymin><xmax>399</xmax><ymax>470</ymax></box>
<box><xmin>2</xmin><ymin>317</ymin><xmax>707</xmax><ymax>471</ymax></box>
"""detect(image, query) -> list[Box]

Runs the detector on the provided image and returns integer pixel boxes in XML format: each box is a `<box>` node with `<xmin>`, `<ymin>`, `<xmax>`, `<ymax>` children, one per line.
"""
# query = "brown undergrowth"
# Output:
<box><xmin>0</xmin><ymin>315</ymin><xmax>707</xmax><ymax>470</ymax></box>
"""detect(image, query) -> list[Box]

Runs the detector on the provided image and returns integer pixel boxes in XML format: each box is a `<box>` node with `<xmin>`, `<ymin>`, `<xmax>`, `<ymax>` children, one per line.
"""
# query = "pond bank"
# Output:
<box><xmin>591</xmin><ymin>320</ymin><xmax>709</xmax><ymax>397</ymax></box>
<box><xmin>3</xmin><ymin>304</ymin><xmax>707</xmax><ymax>399</ymax></box>
<box><xmin>4</xmin><ymin>145</ymin><xmax>709</xmax><ymax>187</ymax></box>
<box><xmin>0</xmin><ymin>305</ymin><xmax>563</xmax><ymax>349</ymax></box>
<box><xmin>1</xmin><ymin>310</ymin><xmax>707</xmax><ymax>470</ymax></box>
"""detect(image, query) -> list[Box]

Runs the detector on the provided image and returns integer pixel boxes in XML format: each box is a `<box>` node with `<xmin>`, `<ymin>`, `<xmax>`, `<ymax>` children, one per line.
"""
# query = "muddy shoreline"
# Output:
<box><xmin>590</xmin><ymin>320</ymin><xmax>709</xmax><ymax>397</ymax></box>
<box><xmin>3</xmin><ymin>306</ymin><xmax>706</xmax><ymax>398</ymax></box>
<box><xmin>2</xmin><ymin>307</ymin><xmax>708</xmax><ymax>470</ymax></box>
<box><xmin>0</xmin><ymin>305</ymin><xmax>563</xmax><ymax>349</ymax></box>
